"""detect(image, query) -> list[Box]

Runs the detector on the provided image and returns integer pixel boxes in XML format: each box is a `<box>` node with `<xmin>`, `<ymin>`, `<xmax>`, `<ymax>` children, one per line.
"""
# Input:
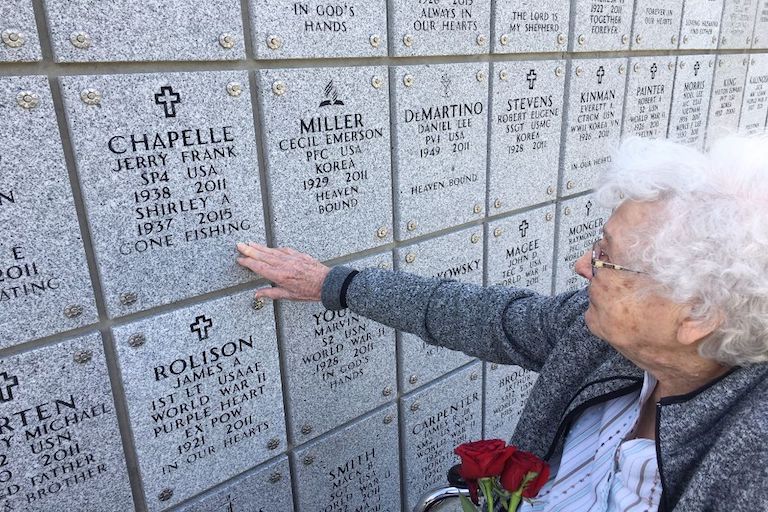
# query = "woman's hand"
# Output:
<box><xmin>236</xmin><ymin>243</ymin><xmax>330</xmax><ymax>301</ymax></box>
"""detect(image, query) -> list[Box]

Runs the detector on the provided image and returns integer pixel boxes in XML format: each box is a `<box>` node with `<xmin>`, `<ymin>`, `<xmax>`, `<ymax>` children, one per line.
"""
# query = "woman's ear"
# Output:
<box><xmin>677</xmin><ymin>311</ymin><xmax>724</xmax><ymax>346</ymax></box>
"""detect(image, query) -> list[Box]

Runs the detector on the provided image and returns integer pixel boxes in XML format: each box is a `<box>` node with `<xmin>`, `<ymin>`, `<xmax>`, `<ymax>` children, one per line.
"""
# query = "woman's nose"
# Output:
<box><xmin>574</xmin><ymin>249</ymin><xmax>593</xmax><ymax>281</ymax></box>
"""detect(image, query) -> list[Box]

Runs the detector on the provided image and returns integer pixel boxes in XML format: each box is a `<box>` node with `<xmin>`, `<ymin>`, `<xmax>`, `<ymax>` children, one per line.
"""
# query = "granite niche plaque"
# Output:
<box><xmin>752</xmin><ymin>1</ymin><xmax>768</xmax><ymax>48</ymax></box>
<box><xmin>718</xmin><ymin>0</ymin><xmax>758</xmax><ymax>49</ymax></box>
<box><xmin>667</xmin><ymin>56</ymin><xmax>716</xmax><ymax>149</ymax></box>
<box><xmin>394</xmin><ymin>63</ymin><xmax>488</xmax><ymax>239</ymax></box>
<box><xmin>489</xmin><ymin>61</ymin><xmax>565</xmax><ymax>214</ymax></box>
<box><xmin>554</xmin><ymin>194</ymin><xmax>611</xmax><ymax>294</ymax></box>
<box><xmin>402</xmin><ymin>362</ymin><xmax>482</xmax><ymax>512</ymax></box>
<box><xmin>562</xmin><ymin>58</ymin><xmax>627</xmax><ymax>196</ymax></box>
<box><xmin>630</xmin><ymin>0</ymin><xmax>683</xmax><ymax>50</ymax></box>
<box><xmin>258</xmin><ymin>67</ymin><xmax>393</xmax><ymax>260</ymax></box>
<box><xmin>396</xmin><ymin>227</ymin><xmax>481</xmax><ymax>394</ymax></box>
<box><xmin>486</xmin><ymin>206</ymin><xmax>556</xmax><ymax>296</ymax></box>
<box><xmin>492</xmin><ymin>0</ymin><xmax>570</xmax><ymax>53</ymax></box>
<box><xmin>622</xmin><ymin>57</ymin><xmax>675</xmax><ymax>138</ymax></box>
<box><xmin>60</xmin><ymin>71</ymin><xmax>265</xmax><ymax>316</ymax></box>
<box><xmin>294</xmin><ymin>405</ymin><xmax>400</xmax><ymax>512</ymax></box>
<box><xmin>250</xmin><ymin>0</ymin><xmax>387</xmax><ymax>59</ymax></box>
<box><xmin>112</xmin><ymin>291</ymin><xmax>286</xmax><ymax>511</ymax></box>
<box><xmin>177</xmin><ymin>456</ymin><xmax>293</xmax><ymax>512</ymax></box>
<box><xmin>484</xmin><ymin>363</ymin><xmax>539</xmax><ymax>440</ymax></box>
<box><xmin>280</xmin><ymin>253</ymin><xmax>395</xmax><ymax>443</ymax></box>
<box><xmin>572</xmin><ymin>0</ymin><xmax>633</xmax><ymax>52</ymax></box>
<box><xmin>706</xmin><ymin>55</ymin><xmax>748</xmax><ymax>148</ymax></box>
<box><xmin>679</xmin><ymin>0</ymin><xmax>724</xmax><ymax>49</ymax></box>
<box><xmin>738</xmin><ymin>54</ymin><xmax>768</xmax><ymax>133</ymax></box>
<box><xmin>389</xmin><ymin>0</ymin><xmax>491</xmax><ymax>56</ymax></box>
<box><xmin>0</xmin><ymin>76</ymin><xmax>96</xmax><ymax>348</ymax></box>
<box><xmin>0</xmin><ymin>0</ymin><xmax>41</xmax><ymax>61</ymax></box>
<box><xmin>0</xmin><ymin>334</ymin><xmax>133</xmax><ymax>511</ymax></box>
<box><xmin>44</xmin><ymin>0</ymin><xmax>245</xmax><ymax>62</ymax></box>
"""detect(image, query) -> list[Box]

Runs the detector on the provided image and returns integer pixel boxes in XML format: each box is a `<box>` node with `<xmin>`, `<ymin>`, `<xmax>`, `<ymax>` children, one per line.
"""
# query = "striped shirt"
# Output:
<box><xmin>519</xmin><ymin>372</ymin><xmax>662</xmax><ymax>512</ymax></box>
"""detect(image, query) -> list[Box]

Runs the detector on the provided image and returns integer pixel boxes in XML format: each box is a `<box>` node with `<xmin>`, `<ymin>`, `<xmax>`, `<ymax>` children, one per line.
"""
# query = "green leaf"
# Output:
<box><xmin>459</xmin><ymin>494</ymin><xmax>478</xmax><ymax>512</ymax></box>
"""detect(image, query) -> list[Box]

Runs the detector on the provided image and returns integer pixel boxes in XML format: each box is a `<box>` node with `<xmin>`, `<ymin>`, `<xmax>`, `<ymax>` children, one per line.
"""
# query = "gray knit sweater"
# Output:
<box><xmin>322</xmin><ymin>266</ymin><xmax>768</xmax><ymax>512</ymax></box>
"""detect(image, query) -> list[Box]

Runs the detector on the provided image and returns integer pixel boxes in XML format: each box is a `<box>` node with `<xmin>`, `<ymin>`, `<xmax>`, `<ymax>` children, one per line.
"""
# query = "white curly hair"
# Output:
<box><xmin>596</xmin><ymin>135</ymin><xmax>768</xmax><ymax>367</ymax></box>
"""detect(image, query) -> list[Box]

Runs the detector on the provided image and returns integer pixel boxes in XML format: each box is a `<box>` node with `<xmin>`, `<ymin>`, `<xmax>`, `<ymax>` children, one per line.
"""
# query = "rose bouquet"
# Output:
<box><xmin>453</xmin><ymin>439</ymin><xmax>550</xmax><ymax>512</ymax></box>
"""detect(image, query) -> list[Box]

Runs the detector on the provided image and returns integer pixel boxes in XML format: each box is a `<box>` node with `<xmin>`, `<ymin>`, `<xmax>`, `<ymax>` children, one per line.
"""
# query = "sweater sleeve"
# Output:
<box><xmin>321</xmin><ymin>266</ymin><xmax>590</xmax><ymax>371</ymax></box>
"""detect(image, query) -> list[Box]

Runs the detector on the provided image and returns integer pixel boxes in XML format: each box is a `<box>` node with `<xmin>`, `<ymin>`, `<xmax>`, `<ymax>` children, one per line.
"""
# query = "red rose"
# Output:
<box><xmin>500</xmin><ymin>450</ymin><xmax>550</xmax><ymax>498</ymax></box>
<box><xmin>454</xmin><ymin>439</ymin><xmax>517</xmax><ymax>480</ymax></box>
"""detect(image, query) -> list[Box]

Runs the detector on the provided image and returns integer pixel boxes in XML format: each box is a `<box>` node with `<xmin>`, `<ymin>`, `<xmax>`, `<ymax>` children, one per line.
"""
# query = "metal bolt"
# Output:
<box><xmin>545</xmin><ymin>212</ymin><xmax>554</xmax><ymax>222</ymax></box>
<box><xmin>668</xmin><ymin>62</ymin><xmax>675</xmax><ymax>71</ymax></box>
<box><xmin>272</xmin><ymin>81</ymin><xmax>286</xmax><ymax>96</ymax></box>
<box><xmin>747</xmin><ymin>36</ymin><xmax>752</xmax><ymax>45</ymax></box>
<box><xmin>382</xmin><ymin>386</ymin><xmax>393</xmax><ymax>397</ymax></box>
<box><xmin>70</xmin><ymin>31</ymin><xmax>91</xmax><ymax>49</ymax></box>
<box><xmin>621</xmin><ymin>34</ymin><xmax>629</xmax><ymax>45</ymax></box>
<box><xmin>499</xmin><ymin>69</ymin><xmax>509</xmax><ymax>81</ymax></box>
<box><xmin>376</xmin><ymin>226</ymin><xmax>388</xmax><ymax>238</ymax></box>
<box><xmin>564</xmin><ymin>207</ymin><xmax>572</xmax><ymax>215</ymax></box>
<box><xmin>473</xmin><ymin>204</ymin><xmax>482</xmax><ymax>214</ymax></box>
<box><xmin>743</xmin><ymin>58</ymin><xmax>749</xmax><ymax>67</ymax></box>
<box><xmin>491</xmin><ymin>363</ymin><xmax>499</xmax><ymax>370</ymax></box>
<box><xmin>633</xmin><ymin>63</ymin><xmax>641</xmax><ymax>73</ymax></box>
<box><xmin>158</xmin><ymin>489</ymin><xmax>173</xmax><ymax>502</ymax></box>
<box><xmin>64</xmin><ymin>305</ymin><xmax>83</xmax><ymax>319</ymax></box>
<box><xmin>476</xmin><ymin>34</ymin><xmax>487</xmax><ymax>46</ymax></box>
<box><xmin>712</xmin><ymin>35</ymin><xmax>718</xmax><ymax>44</ymax></box>
<box><xmin>470</xmin><ymin>372</ymin><xmax>479</xmax><ymax>381</ymax></box>
<box><xmin>128</xmin><ymin>334</ymin><xmax>146</xmax><ymax>348</ymax></box>
<box><xmin>267</xmin><ymin>35</ymin><xmax>283</xmax><ymax>50</ymax></box>
<box><xmin>471</xmin><ymin>233</ymin><xmax>480</xmax><ymax>244</ymax></box>
<box><xmin>301</xmin><ymin>424</ymin><xmax>313</xmax><ymax>435</ymax></box>
<box><xmin>752</xmin><ymin>58</ymin><xmax>756</xmax><ymax>66</ymax></box>
<box><xmin>683</xmin><ymin>35</ymin><xmax>689</xmax><ymax>44</ymax></box>
<box><xmin>577</xmin><ymin>34</ymin><xmax>586</xmax><ymax>46</ymax></box>
<box><xmin>555</xmin><ymin>66</ymin><xmax>564</xmax><ymax>77</ymax></box>
<box><xmin>269</xmin><ymin>472</ymin><xmax>282</xmax><ymax>483</ymax></box>
<box><xmin>405</xmin><ymin>253</ymin><xmax>416</xmax><ymax>264</ymax></box>
<box><xmin>671</xmin><ymin>35</ymin><xmax>678</xmax><ymax>45</ymax></box>
<box><xmin>635</xmin><ymin>34</ymin><xmax>642</xmax><ymax>45</ymax></box>
<box><xmin>219</xmin><ymin>33</ymin><xmax>236</xmax><ymax>49</ymax></box>
<box><xmin>755</xmin><ymin>36</ymin><xmax>760</xmax><ymax>44</ymax></box>
<box><xmin>403</xmin><ymin>74</ymin><xmax>414</xmax><ymax>87</ymax></box>
<box><xmin>303</xmin><ymin>455</ymin><xmax>314</xmax><ymax>466</ymax></box>
<box><xmin>16</xmin><ymin>91</ymin><xmax>39</xmax><ymax>109</ymax></box>
<box><xmin>680</xmin><ymin>61</ymin><xmax>686</xmax><ymax>69</ymax></box>
<box><xmin>383</xmin><ymin>414</ymin><xmax>394</xmax><ymax>425</ymax></box>
<box><xmin>546</xmin><ymin>186</ymin><xmax>555</xmax><ymax>195</ymax></box>
<box><xmin>370</xmin><ymin>34</ymin><xmax>381</xmax><ymax>48</ymax></box>
<box><xmin>566</xmin><ymin>180</ymin><xmax>575</xmax><ymax>190</ymax></box>
<box><xmin>371</xmin><ymin>76</ymin><xmax>383</xmax><ymax>89</ymax></box>
<box><xmin>226</xmin><ymin>82</ymin><xmax>242</xmax><ymax>97</ymax></box>
<box><xmin>709</xmin><ymin>60</ymin><xmax>714</xmax><ymax>67</ymax></box>
<box><xmin>73</xmin><ymin>350</ymin><xmax>92</xmax><ymax>364</ymax></box>
<box><xmin>476</xmin><ymin>70</ymin><xmax>486</xmax><ymax>82</ymax></box>
<box><xmin>378</xmin><ymin>262</ymin><xmax>390</xmax><ymax>271</ymax></box>
<box><xmin>719</xmin><ymin>59</ymin><xmax>724</xmax><ymax>68</ymax></box>
<box><xmin>410</xmin><ymin>402</ymin><xmax>420</xmax><ymax>412</ymax></box>
<box><xmin>119</xmin><ymin>292</ymin><xmax>137</xmax><ymax>306</ymax></box>
<box><xmin>494</xmin><ymin>198</ymin><xmax>502</xmax><ymax>209</ymax></box>
<box><xmin>499</xmin><ymin>34</ymin><xmax>509</xmax><ymax>46</ymax></box>
<box><xmin>493</xmin><ymin>227</ymin><xmax>503</xmax><ymax>238</ymax></box>
<box><xmin>403</xmin><ymin>34</ymin><xmax>414</xmax><ymax>47</ymax></box>
<box><xmin>409</xmin><ymin>375</ymin><xmax>418</xmax><ymax>384</ymax></box>
<box><xmin>575</xmin><ymin>66</ymin><xmax>584</xmax><ymax>77</ymax></box>
<box><xmin>619</xmin><ymin>64</ymin><xmax>626</xmax><ymax>75</ymax></box>
<box><xmin>406</xmin><ymin>220</ymin><xmax>417</xmax><ymax>231</ymax></box>
<box><xmin>267</xmin><ymin>438</ymin><xmax>280</xmax><ymax>450</ymax></box>
<box><xmin>2</xmin><ymin>30</ymin><xmax>25</xmax><ymax>48</ymax></box>
<box><xmin>252</xmin><ymin>298</ymin><xmax>265</xmax><ymax>311</ymax></box>
<box><xmin>557</xmin><ymin>33</ymin><xmax>567</xmax><ymax>45</ymax></box>
<box><xmin>80</xmin><ymin>89</ymin><xmax>101</xmax><ymax>106</ymax></box>
<box><xmin>720</xmin><ymin>36</ymin><xmax>727</xmax><ymax>45</ymax></box>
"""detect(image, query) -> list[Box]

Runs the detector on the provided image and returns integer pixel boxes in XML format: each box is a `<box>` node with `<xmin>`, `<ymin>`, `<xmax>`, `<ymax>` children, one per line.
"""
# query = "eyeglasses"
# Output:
<box><xmin>591</xmin><ymin>240</ymin><xmax>646</xmax><ymax>278</ymax></box>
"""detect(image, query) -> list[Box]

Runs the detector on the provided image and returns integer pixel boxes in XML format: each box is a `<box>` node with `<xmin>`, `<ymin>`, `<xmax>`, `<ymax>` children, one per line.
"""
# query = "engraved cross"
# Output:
<box><xmin>526</xmin><ymin>69</ymin><xmax>538</xmax><ymax>90</ymax></box>
<box><xmin>694</xmin><ymin>61</ymin><xmax>701</xmax><ymax>76</ymax></box>
<box><xmin>0</xmin><ymin>372</ymin><xmax>19</xmax><ymax>403</ymax></box>
<box><xmin>650</xmin><ymin>62</ymin><xmax>658</xmax><ymax>79</ymax></box>
<box><xmin>154</xmin><ymin>86</ymin><xmax>181</xmax><ymax>118</ymax></box>
<box><xmin>596</xmin><ymin>66</ymin><xmax>606</xmax><ymax>85</ymax></box>
<box><xmin>519</xmin><ymin>220</ymin><xmax>529</xmax><ymax>238</ymax></box>
<box><xmin>190</xmin><ymin>315</ymin><xmax>213</xmax><ymax>341</ymax></box>
<box><xmin>586</xmin><ymin>200</ymin><xmax>593</xmax><ymax>216</ymax></box>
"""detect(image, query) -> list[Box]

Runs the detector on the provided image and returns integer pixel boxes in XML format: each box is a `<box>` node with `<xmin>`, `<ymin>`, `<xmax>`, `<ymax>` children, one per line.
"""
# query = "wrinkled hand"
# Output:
<box><xmin>236</xmin><ymin>243</ymin><xmax>330</xmax><ymax>301</ymax></box>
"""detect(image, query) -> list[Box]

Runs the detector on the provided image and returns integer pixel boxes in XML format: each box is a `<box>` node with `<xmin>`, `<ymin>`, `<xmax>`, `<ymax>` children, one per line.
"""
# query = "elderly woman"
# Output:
<box><xmin>236</xmin><ymin>135</ymin><xmax>768</xmax><ymax>511</ymax></box>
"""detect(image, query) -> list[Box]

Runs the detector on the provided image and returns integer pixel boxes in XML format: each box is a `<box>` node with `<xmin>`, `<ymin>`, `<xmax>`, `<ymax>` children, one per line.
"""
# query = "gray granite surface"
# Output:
<box><xmin>0</xmin><ymin>333</ymin><xmax>133</xmax><ymax>511</ymax></box>
<box><xmin>492</xmin><ymin>0</ymin><xmax>569</xmax><ymax>53</ymax></box>
<box><xmin>667</xmin><ymin>55</ymin><xmax>716</xmax><ymax>149</ymax></box>
<box><xmin>393</xmin><ymin>63</ymin><xmax>489</xmax><ymax>240</ymax></box>
<box><xmin>622</xmin><ymin>56</ymin><xmax>676</xmax><ymax>138</ymax></box>
<box><xmin>752</xmin><ymin>1</ymin><xmax>768</xmax><ymax>48</ymax></box>
<box><xmin>571</xmin><ymin>0</ymin><xmax>633</xmax><ymax>52</ymax></box>
<box><xmin>630</xmin><ymin>0</ymin><xmax>684</xmax><ymax>50</ymax></box>
<box><xmin>112</xmin><ymin>291</ymin><xmax>286</xmax><ymax>511</ymax></box>
<box><xmin>486</xmin><ymin>206</ymin><xmax>556</xmax><ymax>296</ymax></box>
<box><xmin>0</xmin><ymin>76</ymin><xmax>97</xmax><ymax>348</ymax></box>
<box><xmin>706</xmin><ymin>54</ymin><xmax>749</xmax><ymax>148</ymax></box>
<box><xmin>60</xmin><ymin>71</ymin><xmax>265</xmax><ymax>317</ymax></box>
<box><xmin>395</xmin><ymin>227</ymin><xmax>481</xmax><ymax>394</ymax></box>
<box><xmin>679</xmin><ymin>0</ymin><xmax>725</xmax><ymax>49</ymax></box>
<box><xmin>293</xmin><ymin>405</ymin><xmax>400</xmax><ymax>512</ymax></box>
<box><xmin>562</xmin><ymin>58</ymin><xmax>627</xmax><ymax>197</ymax></box>
<box><xmin>738</xmin><ymin>53</ymin><xmax>768</xmax><ymax>133</ymax></box>
<box><xmin>43</xmin><ymin>0</ymin><xmax>245</xmax><ymax>62</ymax></box>
<box><xmin>177</xmin><ymin>456</ymin><xmax>293</xmax><ymax>512</ymax></box>
<box><xmin>719</xmin><ymin>0</ymin><xmax>759</xmax><ymax>49</ymax></box>
<box><xmin>0</xmin><ymin>0</ymin><xmax>41</xmax><ymax>61</ymax></box>
<box><xmin>402</xmin><ymin>362</ymin><xmax>482</xmax><ymax>512</ymax></box>
<box><xmin>250</xmin><ymin>0</ymin><xmax>388</xmax><ymax>59</ymax></box>
<box><xmin>484</xmin><ymin>363</ymin><xmax>539</xmax><ymax>441</ymax></box>
<box><xmin>280</xmin><ymin>252</ymin><xmax>395</xmax><ymax>443</ymax></box>
<box><xmin>389</xmin><ymin>0</ymin><xmax>491</xmax><ymax>56</ymax></box>
<box><xmin>489</xmin><ymin>60</ymin><xmax>565</xmax><ymax>215</ymax></box>
<box><xmin>554</xmin><ymin>194</ymin><xmax>611</xmax><ymax>294</ymax></box>
<box><xmin>258</xmin><ymin>66</ymin><xmax>393</xmax><ymax>260</ymax></box>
